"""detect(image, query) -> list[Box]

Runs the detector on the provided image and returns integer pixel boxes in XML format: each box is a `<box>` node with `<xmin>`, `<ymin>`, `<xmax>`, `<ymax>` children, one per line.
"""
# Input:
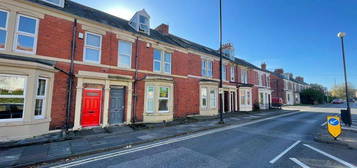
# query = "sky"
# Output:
<box><xmin>73</xmin><ymin>0</ymin><xmax>357</xmax><ymax>90</ymax></box>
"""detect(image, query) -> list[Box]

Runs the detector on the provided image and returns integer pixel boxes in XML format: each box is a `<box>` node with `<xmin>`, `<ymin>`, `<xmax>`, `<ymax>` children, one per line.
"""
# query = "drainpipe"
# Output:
<box><xmin>131</xmin><ymin>37</ymin><xmax>140</xmax><ymax>124</ymax></box>
<box><xmin>65</xmin><ymin>19</ymin><xmax>77</xmax><ymax>132</ymax></box>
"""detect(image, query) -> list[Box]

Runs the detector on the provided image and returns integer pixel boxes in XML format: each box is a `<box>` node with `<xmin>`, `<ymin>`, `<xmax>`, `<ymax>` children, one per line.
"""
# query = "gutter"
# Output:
<box><xmin>64</xmin><ymin>18</ymin><xmax>77</xmax><ymax>132</ymax></box>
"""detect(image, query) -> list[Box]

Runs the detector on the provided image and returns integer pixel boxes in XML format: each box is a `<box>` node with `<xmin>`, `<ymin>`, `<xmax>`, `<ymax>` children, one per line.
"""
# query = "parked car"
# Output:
<box><xmin>348</xmin><ymin>98</ymin><xmax>355</xmax><ymax>103</ymax></box>
<box><xmin>331</xmin><ymin>99</ymin><xmax>344</xmax><ymax>104</ymax></box>
<box><xmin>272</xmin><ymin>97</ymin><xmax>283</xmax><ymax>108</ymax></box>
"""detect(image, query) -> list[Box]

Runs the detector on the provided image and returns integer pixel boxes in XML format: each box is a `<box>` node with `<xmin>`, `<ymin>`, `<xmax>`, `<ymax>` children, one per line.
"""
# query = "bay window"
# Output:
<box><xmin>0</xmin><ymin>10</ymin><xmax>8</xmax><ymax>50</ymax></box>
<box><xmin>35</xmin><ymin>78</ymin><xmax>47</xmax><ymax>119</ymax></box>
<box><xmin>201</xmin><ymin>88</ymin><xmax>207</xmax><ymax>107</ymax></box>
<box><xmin>14</xmin><ymin>14</ymin><xmax>39</xmax><ymax>54</ymax></box>
<box><xmin>239</xmin><ymin>89</ymin><xmax>251</xmax><ymax>106</ymax></box>
<box><xmin>201</xmin><ymin>59</ymin><xmax>213</xmax><ymax>78</ymax></box>
<box><xmin>153</xmin><ymin>49</ymin><xmax>171</xmax><ymax>74</ymax></box>
<box><xmin>118</xmin><ymin>41</ymin><xmax>132</xmax><ymax>68</ymax></box>
<box><xmin>200</xmin><ymin>87</ymin><xmax>217</xmax><ymax>109</ymax></box>
<box><xmin>209</xmin><ymin>89</ymin><xmax>216</xmax><ymax>108</ymax></box>
<box><xmin>0</xmin><ymin>75</ymin><xmax>26</xmax><ymax>120</ymax></box>
<box><xmin>145</xmin><ymin>85</ymin><xmax>172</xmax><ymax>113</ymax></box>
<box><xmin>158</xmin><ymin>87</ymin><xmax>169</xmax><ymax>112</ymax></box>
<box><xmin>84</xmin><ymin>32</ymin><xmax>102</xmax><ymax>63</ymax></box>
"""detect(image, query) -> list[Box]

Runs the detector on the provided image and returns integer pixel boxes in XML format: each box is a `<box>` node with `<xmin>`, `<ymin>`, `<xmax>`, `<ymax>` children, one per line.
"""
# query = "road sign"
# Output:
<box><xmin>327</xmin><ymin>116</ymin><xmax>342</xmax><ymax>139</ymax></box>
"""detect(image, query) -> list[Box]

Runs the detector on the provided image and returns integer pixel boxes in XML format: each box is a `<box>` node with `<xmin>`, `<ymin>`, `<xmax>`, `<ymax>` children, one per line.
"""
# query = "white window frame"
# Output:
<box><xmin>222</xmin><ymin>64</ymin><xmax>227</xmax><ymax>81</ymax></box>
<box><xmin>210</xmin><ymin>89</ymin><xmax>217</xmax><ymax>108</ymax></box>
<box><xmin>146</xmin><ymin>86</ymin><xmax>155</xmax><ymax>113</ymax></box>
<box><xmin>83</xmin><ymin>32</ymin><xmax>102</xmax><ymax>64</ymax></box>
<box><xmin>34</xmin><ymin>78</ymin><xmax>48</xmax><ymax>119</ymax></box>
<box><xmin>158</xmin><ymin>87</ymin><xmax>169</xmax><ymax>113</ymax></box>
<box><xmin>153</xmin><ymin>49</ymin><xmax>171</xmax><ymax>74</ymax></box>
<box><xmin>14</xmin><ymin>14</ymin><xmax>39</xmax><ymax>54</ymax></box>
<box><xmin>0</xmin><ymin>9</ymin><xmax>9</xmax><ymax>50</ymax></box>
<box><xmin>201</xmin><ymin>87</ymin><xmax>208</xmax><ymax>108</ymax></box>
<box><xmin>41</xmin><ymin>0</ymin><xmax>65</xmax><ymax>7</ymax></box>
<box><xmin>118</xmin><ymin>40</ymin><xmax>132</xmax><ymax>68</ymax></box>
<box><xmin>267</xmin><ymin>76</ymin><xmax>270</xmax><ymax>88</ymax></box>
<box><xmin>230</xmin><ymin>66</ymin><xmax>235</xmax><ymax>82</ymax></box>
<box><xmin>0</xmin><ymin>74</ymin><xmax>27</xmax><ymax>122</ymax></box>
<box><xmin>201</xmin><ymin>59</ymin><xmax>213</xmax><ymax>78</ymax></box>
<box><xmin>241</xmin><ymin>69</ymin><xmax>248</xmax><ymax>84</ymax></box>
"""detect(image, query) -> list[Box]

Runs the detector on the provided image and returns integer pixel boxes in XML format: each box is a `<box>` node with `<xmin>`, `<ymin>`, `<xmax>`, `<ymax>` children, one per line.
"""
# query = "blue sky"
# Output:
<box><xmin>73</xmin><ymin>0</ymin><xmax>357</xmax><ymax>89</ymax></box>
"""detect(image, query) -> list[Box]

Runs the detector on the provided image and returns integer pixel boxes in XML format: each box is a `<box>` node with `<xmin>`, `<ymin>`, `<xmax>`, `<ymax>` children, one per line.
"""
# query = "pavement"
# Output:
<box><xmin>0</xmin><ymin>109</ymin><xmax>293</xmax><ymax>168</ymax></box>
<box><xmin>41</xmin><ymin>104</ymin><xmax>357</xmax><ymax>168</ymax></box>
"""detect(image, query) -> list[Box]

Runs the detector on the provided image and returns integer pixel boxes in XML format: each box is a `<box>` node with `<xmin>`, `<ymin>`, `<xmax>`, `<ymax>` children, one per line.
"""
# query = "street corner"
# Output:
<box><xmin>313</xmin><ymin>126</ymin><xmax>357</xmax><ymax>150</ymax></box>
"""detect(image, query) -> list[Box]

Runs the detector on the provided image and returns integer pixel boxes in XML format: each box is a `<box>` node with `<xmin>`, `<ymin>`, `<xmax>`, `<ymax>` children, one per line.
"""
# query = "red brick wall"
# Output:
<box><xmin>37</xmin><ymin>15</ymin><xmax>73</xmax><ymax>59</ymax></box>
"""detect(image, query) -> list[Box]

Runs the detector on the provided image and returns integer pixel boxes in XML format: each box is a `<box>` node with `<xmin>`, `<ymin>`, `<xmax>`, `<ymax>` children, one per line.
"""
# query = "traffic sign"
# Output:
<box><xmin>327</xmin><ymin>116</ymin><xmax>342</xmax><ymax>139</ymax></box>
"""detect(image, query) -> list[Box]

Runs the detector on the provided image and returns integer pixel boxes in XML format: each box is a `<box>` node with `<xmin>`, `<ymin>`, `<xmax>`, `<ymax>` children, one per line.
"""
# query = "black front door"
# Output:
<box><xmin>109</xmin><ymin>87</ymin><xmax>125</xmax><ymax>124</ymax></box>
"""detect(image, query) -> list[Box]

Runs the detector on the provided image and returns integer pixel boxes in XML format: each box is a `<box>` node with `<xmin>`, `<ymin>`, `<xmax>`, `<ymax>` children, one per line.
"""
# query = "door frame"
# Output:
<box><xmin>108</xmin><ymin>86</ymin><xmax>126</xmax><ymax>125</ymax></box>
<box><xmin>80</xmin><ymin>88</ymin><xmax>103</xmax><ymax>127</ymax></box>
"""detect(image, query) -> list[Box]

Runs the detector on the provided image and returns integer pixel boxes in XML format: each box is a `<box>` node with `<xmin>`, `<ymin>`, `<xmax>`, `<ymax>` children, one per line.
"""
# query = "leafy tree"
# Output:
<box><xmin>300</xmin><ymin>84</ymin><xmax>327</xmax><ymax>104</ymax></box>
<box><xmin>330</xmin><ymin>83</ymin><xmax>356</xmax><ymax>99</ymax></box>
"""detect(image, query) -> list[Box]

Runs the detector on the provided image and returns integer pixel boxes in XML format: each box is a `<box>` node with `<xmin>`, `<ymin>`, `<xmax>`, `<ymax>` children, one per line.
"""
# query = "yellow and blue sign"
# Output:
<box><xmin>327</xmin><ymin>116</ymin><xmax>342</xmax><ymax>139</ymax></box>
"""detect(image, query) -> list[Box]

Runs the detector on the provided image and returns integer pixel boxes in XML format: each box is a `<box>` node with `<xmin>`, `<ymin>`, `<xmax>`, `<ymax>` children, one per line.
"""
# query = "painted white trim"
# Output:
<box><xmin>41</xmin><ymin>0</ymin><xmax>65</xmax><ymax>8</ymax></box>
<box><xmin>0</xmin><ymin>9</ymin><xmax>9</xmax><ymax>50</ymax></box>
<box><xmin>83</xmin><ymin>32</ymin><xmax>102</xmax><ymax>64</ymax></box>
<box><xmin>0</xmin><ymin>74</ymin><xmax>27</xmax><ymax>122</ymax></box>
<box><xmin>13</xmin><ymin>14</ymin><xmax>39</xmax><ymax>55</ymax></box>
<box><xmin>118</xmin><ymin>40</ymin><xmax>132</xmax><ymax>69</ymax></box>
<box><xmin>34</xmin><ymin>77</ymin><xmax>48</xmax><ymax>119</ymax></box>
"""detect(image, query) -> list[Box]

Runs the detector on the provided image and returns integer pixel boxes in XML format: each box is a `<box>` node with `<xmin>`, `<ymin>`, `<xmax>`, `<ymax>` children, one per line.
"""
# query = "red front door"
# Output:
<box><xmin>81</xmin><ymin>89</ymin><xmax>102</xmax><ymax>127</ymax></box>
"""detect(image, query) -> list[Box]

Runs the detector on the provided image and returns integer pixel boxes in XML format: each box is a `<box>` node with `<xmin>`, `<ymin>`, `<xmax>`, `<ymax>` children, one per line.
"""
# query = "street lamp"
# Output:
<box><xmin>218</xmin><ymin>0</ymin><xmax>224</xmax><ymax>124</ymax></box>
<box><xmin>337</xmin><ymin>32</ymin><xmax>352</xmax><ymax>127</ymax></box>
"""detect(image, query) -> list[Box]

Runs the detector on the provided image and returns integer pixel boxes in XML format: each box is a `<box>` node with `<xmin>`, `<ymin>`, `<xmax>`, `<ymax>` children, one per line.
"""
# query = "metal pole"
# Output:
<box><xmin>218</xmin><ymin>0</ymin><xmax>224</xmax><ymax>124</ymax></box>
<box><xmin>340</xmin><ymin>36</ymin><xmax>352</xmax><ymax>126</ymax></box>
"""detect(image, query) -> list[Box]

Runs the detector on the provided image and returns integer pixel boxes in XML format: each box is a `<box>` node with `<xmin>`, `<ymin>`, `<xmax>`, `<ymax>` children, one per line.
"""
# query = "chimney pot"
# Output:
<box><xmin>261</xmin><ymin>63</ymin><xmax>267</xmax><ymax>70</ymax></box>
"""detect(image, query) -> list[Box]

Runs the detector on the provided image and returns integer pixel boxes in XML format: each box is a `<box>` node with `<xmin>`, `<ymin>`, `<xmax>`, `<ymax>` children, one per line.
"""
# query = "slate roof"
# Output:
<box><xmin>25</xmin><ymin>0</ymin><xmax>308</xmax><ymax>85</ymax></box>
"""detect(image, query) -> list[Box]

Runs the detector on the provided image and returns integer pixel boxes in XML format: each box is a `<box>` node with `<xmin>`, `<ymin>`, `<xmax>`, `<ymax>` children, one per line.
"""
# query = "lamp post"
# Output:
<box><xmin>218</xmin><ymin>0</ymin><xmax>224</xmax><ymax>124</ymax></box>
<box><xmin>337</xmin><ymin>32</ymin><xmax>352</xmax><ymax>126</ymax></box>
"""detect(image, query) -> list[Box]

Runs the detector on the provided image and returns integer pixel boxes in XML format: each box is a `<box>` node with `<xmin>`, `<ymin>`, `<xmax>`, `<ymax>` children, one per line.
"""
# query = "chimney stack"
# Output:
<box><xmin>155</xmin><ymin>24</ymin><xmax>169</xmax><ymax>35</ymax></box>
<box><xmin>261</xmin><ymin>63</ymin><xmax>267</xmax><ymax>70</ymax></box>
<box><xmin>296</xmin><ymin>76</ymin><xmax>304</xmax><ymax>82</ymax></box>
<box><xmin>274</xmin><ymin>68</ymin><xmax>284</xmax><ymax>74</ymax></box>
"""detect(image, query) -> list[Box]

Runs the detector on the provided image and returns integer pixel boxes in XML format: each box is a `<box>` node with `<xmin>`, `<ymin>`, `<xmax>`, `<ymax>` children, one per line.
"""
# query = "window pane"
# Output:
<box><xmin>18</xmin><ymin>16</ymin><xmax>36</xmax><ymax>34</ymax></box>
<box><xmin>139</xmin><ymin>15</ymin><xmax>148</xmax><ymax>24</ymax></box>
<box><xmin>208</xmin><ymin>61</ymin><xmax>212</xmax><ymax>77</ymax></box>
<box><xmin>16</xmin><ymin>35</ymin><xmax>34</xmax><ymax>52</ymax></box>
<box><xmin>0</xmin><ymin>30</ymin><xmax>5</xmax><ymax>48</ymax></box>
<box><xmin>158</xmin><ymin>99</ymin><xmax>168</xmax><ymax>111</ymax></box>
<box><xmin>45</xmin><ymin>0</ymin><xmax>61</xmax><ymax>4</ymax></box>
<box><xmin>154</xmin><ymin>61</ymin><xmax>161</xmax><ymax>71</ymax></box>
<box><xmin>37</xmin><ymin>79</ymin><xmax>46</xmax><ymax>96</ymax></box>
<box><xmin>35</xmin><ymin>99</ymin><xmax>43</xmax><ymax>116</ymax></box>
<box><xmin>164</xmin><ymin>63</ymin><xmax>170</xmax><ymax>73</ymax></box>
<box><xmin>0</xmin><ymin>98</ymin><xmax>24</xmax><ymax>119</ymax></box>
<box><xmin>146</xmin><ymin>87</ymin><xmax>154</xmax><ymax>112</ymax></box>
<box><xmin>164</xmin><ymin>53</ymin><xmax>171</xmax><ymax>62</ymax></box>
<box><xmin>0</xmin><ymin>75</ymin><xmax>25</xmax><ymax>96</ymax></box>
<box><xmin>119</xmin><ymin>55</ymin><xmax>131</xmax><ymax>67</ymax></box>
<box><xmin>154</xmin><ymin>49</ymin><xmax>161</xmax><ymax>60</ymax></box>
<box><xmin>201</xmin><ymin>88</ymin><xmax>207</xmax><ymax>107</ymax></box>
<box><xmin>86</xmin><ymin>33</ymin><xmax>101</xmax><ymax>47</ymax></box>
<box><xmin>85</xmin><ymin>48</ymin><xmax>100</xmax><ymax>62</ymax></box>
<box><xmin>0</xmin><ymin>11</ymin><xmax>7</xmax><ymax>28</ymax></box>
<box><xmin>201</xmin><ymin>60</ymin><xmax>206</xmax><ymax>76</ymax></box>
<box><xmin>119</xmin><ymin>41</ymin><xmax>131</xmax><ymax>55</ymax></box>
<box><xmin>210</xmin><ymin>90</ymin><xmax>216</xmax><ymax>108</ymax></box>
<box><xmin>159</xmin><ymin>87</ymin><xmax>168</xmax><ymax>98</ymax></box>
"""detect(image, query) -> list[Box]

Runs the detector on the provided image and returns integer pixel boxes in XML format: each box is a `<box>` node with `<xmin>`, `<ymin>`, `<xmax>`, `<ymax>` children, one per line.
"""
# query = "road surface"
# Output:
<box><xmin>45</xmin><ymin>104</ymin><xmax>357</xmax><ymax>168</ymax></box>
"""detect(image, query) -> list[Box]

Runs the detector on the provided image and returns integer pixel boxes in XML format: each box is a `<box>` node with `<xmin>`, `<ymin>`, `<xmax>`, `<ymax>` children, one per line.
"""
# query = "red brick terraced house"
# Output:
<box><xmin>0</xmin><ymin>0</ymin><xmax>309</xmax><ymax>141</ymax></box>
<box><xmin>270</xmin><ymin>69</ymin><xmax>309</xmax><ymax>105</ymax></box>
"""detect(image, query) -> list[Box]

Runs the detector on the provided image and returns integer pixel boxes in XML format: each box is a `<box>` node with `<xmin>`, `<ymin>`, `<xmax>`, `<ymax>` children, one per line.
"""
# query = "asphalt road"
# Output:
<box><xmin>45</xmin><ymin>104</ymin><xmax>357</xmax><ymax>168</ymax></box>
